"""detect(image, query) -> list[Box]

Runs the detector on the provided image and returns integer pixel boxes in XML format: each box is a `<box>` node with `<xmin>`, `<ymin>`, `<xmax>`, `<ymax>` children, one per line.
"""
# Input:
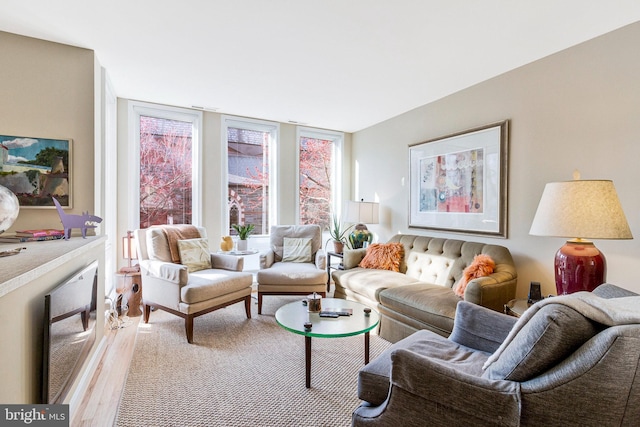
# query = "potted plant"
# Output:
<box><xmin>232</xmin><ymin>223</ymin><xmax>255</xmax><ymax>251</ymax></box>
<box><xmin>327</xmin><ymin>214</ymin><xmax>353</xmax><ymax>254</ymax></box>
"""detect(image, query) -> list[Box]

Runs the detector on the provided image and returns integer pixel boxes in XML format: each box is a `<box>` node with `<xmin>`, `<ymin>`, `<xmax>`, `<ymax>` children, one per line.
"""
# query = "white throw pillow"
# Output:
<box><xmin>282</xmin><ymin>237</ymin><xmax>312</xmax><ymax>263</ymax></box>
<box><xmin>177</xmin><ymin>238</ymin><xmax>212</xmax><ymax>272</ymax></box>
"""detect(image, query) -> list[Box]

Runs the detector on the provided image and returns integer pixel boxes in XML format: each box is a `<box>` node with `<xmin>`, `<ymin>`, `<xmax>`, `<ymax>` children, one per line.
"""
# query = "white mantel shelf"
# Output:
<box><xmin>0</xmin><ymin>235</ymin><xmax>107</xmax><ymax>298</ymax></box>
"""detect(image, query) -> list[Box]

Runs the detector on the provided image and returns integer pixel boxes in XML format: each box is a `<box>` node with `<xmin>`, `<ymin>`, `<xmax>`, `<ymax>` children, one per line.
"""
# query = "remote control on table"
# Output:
<box><xmin>319</xmin><ymin>311</ymin><xmax>351</xmax><ymax>317</ymax></box>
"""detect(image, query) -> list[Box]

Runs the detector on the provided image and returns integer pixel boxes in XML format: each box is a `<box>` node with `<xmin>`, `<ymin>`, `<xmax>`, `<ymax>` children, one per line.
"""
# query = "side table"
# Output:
<box><xmin>326</xmin><ymin>251</ymin><xmax>344</xmax><ymax>291</ymax></box>
<box><xmin>115</xmin><ymin>271</ymin><xmax>142</xmax><ymax>317</ymax></box>
<box><xmin>504</xmin><ymin>299</ymin><xmax>531</xmax><ymax>318</ymax></box>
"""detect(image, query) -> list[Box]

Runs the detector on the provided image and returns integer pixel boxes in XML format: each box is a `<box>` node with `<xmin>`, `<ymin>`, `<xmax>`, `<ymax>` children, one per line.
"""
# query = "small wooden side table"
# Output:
<box><xmin>115</xmin><ymin>271</ymin><xmax>143</xmax><ymax>317</ymax></box>
<box><xmin>326</xmin><ymin>251</ymin><xmax>344</xmax><ymax>291</ymax></box>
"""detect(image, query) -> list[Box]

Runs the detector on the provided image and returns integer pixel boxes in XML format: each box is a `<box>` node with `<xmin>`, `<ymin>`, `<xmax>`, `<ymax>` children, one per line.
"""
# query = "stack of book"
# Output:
<box><xmin>0</xmin><ymin>229</ymin><xmax>65</xmax><ymax>243</ymax></box>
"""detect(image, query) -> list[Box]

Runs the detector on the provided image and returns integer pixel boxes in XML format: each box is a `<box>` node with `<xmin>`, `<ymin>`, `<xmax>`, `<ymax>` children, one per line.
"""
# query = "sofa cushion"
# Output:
<box><xmin>482</xmin><ymin>303</ymin><xmax>600</xmax><ymax>381</ymax></box>
<box><xmin>359</xmin><ymin>243</ymin><xmax>404</xmax><ymax>272</ymax></box>
<box><xmin>358</xmin><ymin>329</ymin><xmax>489</xmax><ymax>406</ymax></box>
<box><xmin>146</xmin><ymin>228</ymin><xmax>173</xmax><ymax>262</ymax></box>
<box><xmin>270</xmin><ymin>225</ymin><xmax>322</xmax><ymax>262</ymax></box>
<box><xmin>282</xmin><ymin>237</ymin><xmax>312</xmax><ymax>262</ymax></box>
<box><xmin>378</xmin><ymin>284</ymin><xmax>461</xmax><ymax>334</ymax></box>
<box><xmin>256</xmin><ymin>261</ymin><xmax>327</xmax><ymax>286</ymax></box>
<box><xmin>333</xmin><ymin>268</ymin><xmax>421</xmax><ymax>303</ymax></box>
<box><xmin>182</xmin><ymin>270</ymin><xmax>253</xmax><ymax>304</ymax></box>
<box><xmin>177</xmin><ymin>238</ymin><xmax>212</xmax><ymax>272</ymax></box>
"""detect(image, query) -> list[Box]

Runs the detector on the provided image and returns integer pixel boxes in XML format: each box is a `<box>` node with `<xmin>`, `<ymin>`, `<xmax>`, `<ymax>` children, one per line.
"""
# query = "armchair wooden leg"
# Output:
<box><xmin>244</xmin><ymin>295</ymin><xmax>252</xmax><ymax>319</ymax></box>
<box><xmin>143</xmin><ymin>304</ymin><xmax>151</xmax><ymax>323</ymax></box>
<box><xmin>258</xmin><ymin>293</ymin><xmax>263</xmax><ymax>315</ymax></box>
<box><xmin>185</xmin><ymin>315</ymin><xmax>194</xmax><ymax>344</ymax></box>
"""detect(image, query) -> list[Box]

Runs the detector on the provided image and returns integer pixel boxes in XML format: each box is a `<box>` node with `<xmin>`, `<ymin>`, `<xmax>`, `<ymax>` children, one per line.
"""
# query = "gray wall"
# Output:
<box><xmin>351</xmin><ymin>22</ymin><xmax>640</xmax><ymax>298</ymax></box>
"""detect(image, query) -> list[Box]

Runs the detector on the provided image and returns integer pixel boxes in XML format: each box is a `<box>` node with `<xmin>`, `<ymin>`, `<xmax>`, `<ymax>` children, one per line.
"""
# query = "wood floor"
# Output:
<box><xmin>71</xmin><ymin>317</ymin><xmax>139</xmax><ymax>427</ymax></box>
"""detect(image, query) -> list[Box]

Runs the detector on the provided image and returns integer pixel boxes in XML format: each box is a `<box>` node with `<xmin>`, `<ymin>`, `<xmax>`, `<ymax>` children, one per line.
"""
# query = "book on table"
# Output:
<box><xmin>0</xmin><ymin>234</ymin><xmax>64</xmax><ymax>243</ymax></box>
<box><xmin>14</xmin><ymin>229</ymin><xmax>65</xmax><ymax>237</ymax></box>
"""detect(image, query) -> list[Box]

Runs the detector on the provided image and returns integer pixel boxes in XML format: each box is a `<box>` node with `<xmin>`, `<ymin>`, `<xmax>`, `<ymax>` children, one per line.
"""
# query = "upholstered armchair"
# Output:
<box><xmin>353</xmin><ymin>284</ymin><xmax>640</xmax><ymax>426</ymax></box>
<box><xmin>256</xmin><ymin>225</ymin><xmax>328</xmax><ymax>314</ymax></box>
<box><xmin>135</xmin><ymin>225</ymin><xmax>254</xmax><ymax>343</ymax></box>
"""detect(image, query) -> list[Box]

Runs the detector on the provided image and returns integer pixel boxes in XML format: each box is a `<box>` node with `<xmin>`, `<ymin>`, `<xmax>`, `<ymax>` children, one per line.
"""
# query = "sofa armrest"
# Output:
<box><xmin>449</xmin><ymin>301</ymin><xmax>517</xmax><ymax>353</ymax></box>
<box><xmin>315</xmin><ymin>249</ymin><xmax>326</xmax><ymax>270</ymax></box>
<box><xmin>354</xmin><ymin>348</ymin><xmax>521</xmax><ymax>426</ymax></box>
<box><xmin>260</xmin><ymin>250</ymin><xmax>275</xmax><ymax>269</ymax></box>
<box><xmin>463</xmin><ymin>270</ymin><xmax>517</xmax><ymax>313</ymax></box>
<box><xmin>140</xmin><ymin>259</ymin><xmax>187</xmax><ymax>284</ymax></box>
<box><xmin>210</xmin><ymin>253</ymin><xmax>243</xmax><ymax>271</ymax></box>
<box><xmin>390</xmin><ymin>348</ymin><xmax>520</xmax><ymax>424</ymax></box>
<box><xmin>342</xmin><ymin>248</ymin><xmax>367</xmax><ymax>269</ymax></box>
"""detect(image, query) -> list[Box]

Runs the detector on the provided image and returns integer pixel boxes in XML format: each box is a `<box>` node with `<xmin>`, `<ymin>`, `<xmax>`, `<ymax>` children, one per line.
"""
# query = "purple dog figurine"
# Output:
<box><xmin>53</xmin><ymin>197</ymin><xmax>103</xmax><ymax>239</ymax></box>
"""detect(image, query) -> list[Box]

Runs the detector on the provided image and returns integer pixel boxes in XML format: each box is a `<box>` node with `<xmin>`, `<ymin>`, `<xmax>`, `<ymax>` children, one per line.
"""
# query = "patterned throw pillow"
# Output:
<box><xmin>177</xmin><ymin>238</ymin><xmax>212</xmax><ymax>272</ymax></box>
<box><xmin>282</xmin><ymin>237</ymin><xmax>313</xmax><ymax>262</ymax></box>
<box><xmin>359</xmin><ymin>243</ymin><xmax>404</xmax><ymax>272</ymax></box>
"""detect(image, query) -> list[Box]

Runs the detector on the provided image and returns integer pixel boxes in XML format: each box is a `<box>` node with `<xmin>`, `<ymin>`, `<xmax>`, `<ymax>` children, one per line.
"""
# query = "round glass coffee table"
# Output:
<box><xmin>275</xmin><ymin>298</ymin><xmax>380</xmax><ymax>388</ymax></box>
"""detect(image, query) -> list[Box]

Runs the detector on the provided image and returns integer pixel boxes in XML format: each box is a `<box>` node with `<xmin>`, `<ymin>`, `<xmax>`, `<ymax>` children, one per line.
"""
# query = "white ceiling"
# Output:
<box><xmin>1</xmin><ymin>1</ymin><xmax>640</xmax><ymax>133</ymax></box>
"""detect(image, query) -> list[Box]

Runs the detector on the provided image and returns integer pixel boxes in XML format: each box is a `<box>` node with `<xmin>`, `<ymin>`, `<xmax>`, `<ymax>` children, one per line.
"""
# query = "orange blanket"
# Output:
<box><xmin>157</xmin><ymin>224</ymin><xmax>201</xmax><ymax>263</ymax></box>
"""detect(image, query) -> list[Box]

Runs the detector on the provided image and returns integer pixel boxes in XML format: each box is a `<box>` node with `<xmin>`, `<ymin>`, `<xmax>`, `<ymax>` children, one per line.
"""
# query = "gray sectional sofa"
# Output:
<box><xmin>332</xmin><ymin>234</ymin><xmax>517</xmax><ymax>342</ymax></box>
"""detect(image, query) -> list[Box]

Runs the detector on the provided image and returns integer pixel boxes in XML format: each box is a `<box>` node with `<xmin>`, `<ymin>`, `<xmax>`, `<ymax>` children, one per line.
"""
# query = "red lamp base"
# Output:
<box><xmin>554</xmin><ymin>240</ymin><xmax>606</xmax><ymax>295</ymax></box>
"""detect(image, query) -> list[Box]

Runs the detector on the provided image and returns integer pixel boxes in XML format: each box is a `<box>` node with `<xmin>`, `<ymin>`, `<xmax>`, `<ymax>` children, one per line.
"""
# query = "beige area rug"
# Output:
<box><xmin>115</xmin><ymin>296</ymin><xmax>391</xmax><ymax>427</ymax></box>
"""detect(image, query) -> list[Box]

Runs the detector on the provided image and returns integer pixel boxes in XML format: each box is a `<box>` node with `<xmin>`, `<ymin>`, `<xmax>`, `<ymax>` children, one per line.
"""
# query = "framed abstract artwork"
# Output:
<box><xmin>0</xmin><ymin>134</ymin><xmax>72</xmax><ymax>208</ymax></box>
<box><xmin>408</xmin><ymin>121</ymin><xmax>509</xmax><ymax>237</ymax></box>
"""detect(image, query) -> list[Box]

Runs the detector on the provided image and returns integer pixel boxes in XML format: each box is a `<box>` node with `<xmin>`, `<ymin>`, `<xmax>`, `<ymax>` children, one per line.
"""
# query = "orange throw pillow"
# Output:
<box><xmin>454</xmin><ymin>254</ymin><xmax>495</xmax><ymax>297</ymax></box>
<box><xmin>359</xmin><ymin>243</ymin><xmax>404</xmax><ymax>272</ymax></box>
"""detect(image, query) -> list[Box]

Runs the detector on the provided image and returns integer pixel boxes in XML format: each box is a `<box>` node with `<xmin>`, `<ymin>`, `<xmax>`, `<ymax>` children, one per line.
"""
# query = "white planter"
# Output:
<box><xmin>237</xmin><ymin>239</ymin><xmax>248</xmax><ymax>251</ymax></box>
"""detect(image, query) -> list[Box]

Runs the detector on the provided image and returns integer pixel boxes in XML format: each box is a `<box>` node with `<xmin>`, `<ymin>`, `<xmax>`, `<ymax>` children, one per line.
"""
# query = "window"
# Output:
<box><xmin>128</xmin><ymin>102</ymin><xmax>202</xmax><ymax>228</ymax></box>
<box><xmin>223</xmin><ymin>117</ymin><xmax>278</xmax><ymax>236</ymax></box>
<box><xmin>297</xmin><ymin>128</ymin><xmax>344</xmax><ymax>229</ymax></box>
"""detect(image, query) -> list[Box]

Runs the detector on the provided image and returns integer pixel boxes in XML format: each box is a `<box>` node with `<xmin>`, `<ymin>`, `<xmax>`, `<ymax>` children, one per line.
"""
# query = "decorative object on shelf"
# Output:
<box><xmin>409</xmin><ymin>120</ymin><xmax>509</xmax><ymax>237</ymax></box>
<box><xmin>53</xmin><ymin>197</ymin><xmax>103</xmax><ymax>239</ymax></box>
<box><xmin>0</xmin><ymin>246</ymin><xmax>26</xmax><ymax>257</ymax></box>
<box><xmin>220</xmin><ymin>235</ymin><xmax>233</xmax><ymax>251</ymax></box>
<box><xmin>327</xmin><ymin>213</ymin><xmax>353</xmax><ymax>254</ymax></box>
<box><xmin>345</xmin><ymin>199</ymin><xmax>379</xmax><ymax>249</ymax></box>
<box><xmin>231</xmin><ymin>223</ymin><xmax>254</xmax><ymax>251</ymax></box>
<box><xmin>120</xmin><ymin>230</ymin><xmax>139</xmax><ymax>273</ymax></box>
<box><xmin>0</xmin><ymin>134</ymin><xmax>72</xmax><ymax>208</ymax></box>
<box><xmin>529</xmin><ymin>171</ymin><xmax>633</xmax><ymax>295</ymax></box>
<box><xmin>0</xmin><ymin>183</ymin><xmax>20</xmax><ymax>234</ymax></box>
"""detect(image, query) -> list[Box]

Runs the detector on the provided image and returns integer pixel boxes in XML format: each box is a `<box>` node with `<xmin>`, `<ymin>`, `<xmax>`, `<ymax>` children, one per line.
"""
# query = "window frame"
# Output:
<box><xmin>221</xmin><ymin>115</ymin><xmax>279</xmax><ymax>236</ymax></box>
<box><xmin>295</xmin><ymin>127</ymin><xmax>344</xmax><ymax>223</ymax></box>
<box><xmin>127</xmin><ymin>101</ymin><xmax>203</xmax><ymax>229</ymax></box>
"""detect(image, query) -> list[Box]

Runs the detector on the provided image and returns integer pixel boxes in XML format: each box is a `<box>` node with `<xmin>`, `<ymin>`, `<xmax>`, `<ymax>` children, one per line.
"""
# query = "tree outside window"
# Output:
<box><xmin>139</xmin><ymin>116</ymin><xmax>192</xmax><ymax>227</ymax></box>
<box><xmin>299</xmin><ymin>136</ymin><xmax>333</xmax><ymax>230</ymax></box>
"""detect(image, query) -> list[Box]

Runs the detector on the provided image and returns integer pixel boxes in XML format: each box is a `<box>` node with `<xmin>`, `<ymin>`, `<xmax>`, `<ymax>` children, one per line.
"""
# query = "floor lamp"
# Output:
<box><xmin>529</xmin><ymin>173</ymin><xmax>632</xmax><ymax>295</ymax></box>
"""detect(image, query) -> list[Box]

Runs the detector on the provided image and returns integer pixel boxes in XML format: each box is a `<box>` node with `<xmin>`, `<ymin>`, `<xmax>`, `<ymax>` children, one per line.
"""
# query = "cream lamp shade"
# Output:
<box><xmin>529</xmin><ymin>180</ymin><xmax>632</xmax><ymax>240</ymax></box>
<box><xmin>345</xmin><ymin>200</ymin><xmax>380</xmax><ymax>225</ymax></box>
<box><xmin>529</xmin><ymin>177</ymin><xmax>632</xmax><ymax>295</ymax></box>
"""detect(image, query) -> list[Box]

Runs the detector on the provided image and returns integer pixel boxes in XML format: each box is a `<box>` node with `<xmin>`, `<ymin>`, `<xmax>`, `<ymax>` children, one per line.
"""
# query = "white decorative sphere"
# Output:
<box><xmin>0</xmin><ymin>184</ymin><xmax>20</xmax><ymax>234</ymax></box>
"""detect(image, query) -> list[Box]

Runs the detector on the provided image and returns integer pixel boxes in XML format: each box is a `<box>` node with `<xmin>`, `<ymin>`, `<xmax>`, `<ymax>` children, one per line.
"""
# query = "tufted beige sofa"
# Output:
<box><xmin>332</xmin><ymin>234</ymin><xmax>517</xmax><ymax>343</ymax></box>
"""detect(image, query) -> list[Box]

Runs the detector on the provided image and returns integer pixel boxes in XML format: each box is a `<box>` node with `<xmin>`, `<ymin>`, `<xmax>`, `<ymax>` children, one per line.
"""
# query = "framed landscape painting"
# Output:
<box><xmin>0</xmin><ymin>134</ymin><xmax>72</xmax><ymax>208</ymax></box>
<box><xmin>408</xmin><ymin>121</ymin><xmax>509</xmax><ymax>238</ymax></box>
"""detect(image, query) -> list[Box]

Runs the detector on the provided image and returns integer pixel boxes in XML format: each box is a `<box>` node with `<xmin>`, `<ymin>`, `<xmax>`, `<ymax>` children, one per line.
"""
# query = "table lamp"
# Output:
<box><xmin>529</xmin><ymin>172</ymin><xmax>632</xmax><ymax>295</ymax></box>
<box><xmin>345</xmin><ymin>199</ymin><xmax>379</xmax><ymax>249</ymax></box>
<box><xmin>120</xmin><ymin>230</ymin><xmax>139</xmax><ymax>273</ymax></box>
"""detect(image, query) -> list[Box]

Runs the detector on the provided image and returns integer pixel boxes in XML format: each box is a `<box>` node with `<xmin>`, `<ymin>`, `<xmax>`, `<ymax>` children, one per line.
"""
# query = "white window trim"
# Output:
<box><xmin>221</xmin><ymin>115</ymin><xmax>279</xmax><ymax>236</ymax></box>
<box><xmin>127</xmin><ymin>101</ymin><xmax>203</xmax><ymax>229</ymax></box>
<box><xmin>295</xmin><ymin>127</ymin><xmax>344</xmax><ymax>222</ymax></box>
